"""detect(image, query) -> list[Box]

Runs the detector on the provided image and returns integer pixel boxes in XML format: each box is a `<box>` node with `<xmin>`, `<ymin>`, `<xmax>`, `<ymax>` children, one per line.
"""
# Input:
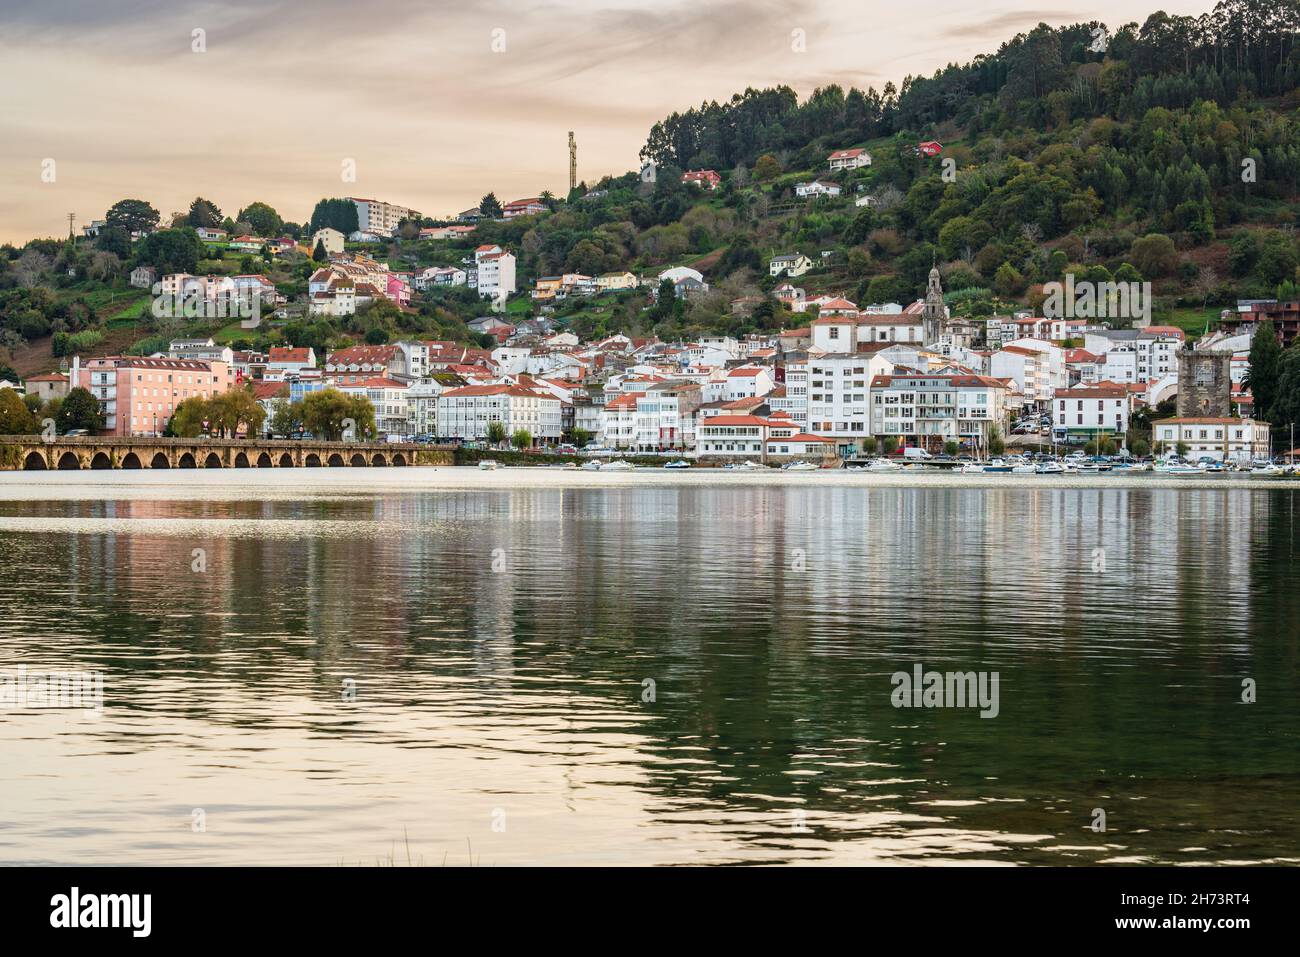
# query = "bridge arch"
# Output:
<box><xmin>121</xmin><ymin>452</ymin><xmax>142</xmax><ymax>469</ymax></box>
<box><xmin>23</xmin><ymin>451</ymin><xmax>48</xmax><ymax>470</ymax></box>
<box><xmin>1151</xmin><ymin>380</ymin><xmax>1178</xmax><ymax>406</ymax></box>
<box><xmin>178</xmin><ymin>452</ymin><xmax>197</xmax><ymax>468</ymax></box>
<box><xmin>234</xmin><ymin>452</ymin><xmax>251</xmax><ymax>468</ymax></box>
<box><xmin>328</xmin><ymin>453</ymin><xmax>345</xmax><ymax>467</ymax></box>
<box><xmin>278</xmin><ymin>452</ymin><xmax>294</xmax><ymax>468</ymax></box>
<box><xmin>203</xmin><ymin>452</ymin><xmax>222</xmax><ymax>468</ymax></box>
<box><xmin>57</xmin><ymin>451</ymin><xmax>81</xmax><ymax>470</ymax></box>
<box><xmin>256</xmin><ymin>452</ymin><xmax>273</xmax><ymax>468</ymax></box>
<box><xmin>349</xmin><ymin>453</ymin><xmax>366</xmax><ymax>466</ymax></box>
<box><xmin>150</xmin><ymin>452</ymin><xmax>170</xmax><ymax>469</ymax></box>
<box><xmin>372</xmin><ymin>453</ymin><xmax>388</xmax><ymax>466</ymax></box>
<box><xmin>392</xmin><ymin>453</ymin><xmax>407</xmax><ymax>466</ymax></box>
<box><xmin>90</xmin><ymin>451</ymin><xmax>112</xmax><ymax>470</ymax></box>
<box><xmin>305</xmin><ymin>453</ymin><xmax>322</xmax><ymax>467</ymax></box>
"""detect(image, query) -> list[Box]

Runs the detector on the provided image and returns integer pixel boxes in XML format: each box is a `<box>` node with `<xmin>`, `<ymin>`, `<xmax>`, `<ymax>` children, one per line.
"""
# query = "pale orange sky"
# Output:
<box><xmin>0</xmin><ymin>0</ymin><xmax>1216</xmax><ymax>244</ymax></box>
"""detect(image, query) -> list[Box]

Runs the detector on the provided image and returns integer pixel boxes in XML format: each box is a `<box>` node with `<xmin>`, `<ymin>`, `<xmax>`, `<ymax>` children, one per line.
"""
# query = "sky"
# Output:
<box><xmin>0</xmin><ymin>0</ymin><xmax>1218</xmax><ymax>244</ymax></box>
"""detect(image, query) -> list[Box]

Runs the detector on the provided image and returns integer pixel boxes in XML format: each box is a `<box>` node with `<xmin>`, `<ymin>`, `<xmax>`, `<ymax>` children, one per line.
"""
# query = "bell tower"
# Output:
<box><xmin>922</xmin><ymin>265</ymin><xmax>946</xmax><ymax>344</ymax></box>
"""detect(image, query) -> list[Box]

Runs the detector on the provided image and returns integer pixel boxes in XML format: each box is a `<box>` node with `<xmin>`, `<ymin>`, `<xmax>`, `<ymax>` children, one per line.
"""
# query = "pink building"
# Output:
<box><xmin>77</xmin><ymin>356</ymin><xmax>233</xmax><ymax>436</ymax></box>
<box><xmin>386</xmin><ymin>272</ymin><xmax>411</xmax><ymax>306</ymax></box>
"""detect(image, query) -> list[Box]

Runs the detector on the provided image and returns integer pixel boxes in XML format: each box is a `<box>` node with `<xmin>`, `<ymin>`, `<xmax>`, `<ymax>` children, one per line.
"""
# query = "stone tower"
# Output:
<box><xmin>922</xmin><ymin>265</ymin><xmax>946</xmax><ymax>344</ymax></box>
<box><xmin>1176</xmin><ymin>350</ymin><xmax>1232</xmax><ymax>418</ymax></box>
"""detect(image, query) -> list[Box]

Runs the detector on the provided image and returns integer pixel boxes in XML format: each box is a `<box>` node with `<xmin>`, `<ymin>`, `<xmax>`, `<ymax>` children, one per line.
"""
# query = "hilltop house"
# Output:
<box><xmin>770</xmin><ymin>253</ymin><xmax>814</xmax><ymax>278</ymax></box>
<box><xmin>682</xmin><ymin>169</ymin><xmax>722</xmax><ymax>190</ymax></box>
<box><xmin>828</xmin><ymin>148</ymin><xmax>871</xmax><ymax>171</ymax></box>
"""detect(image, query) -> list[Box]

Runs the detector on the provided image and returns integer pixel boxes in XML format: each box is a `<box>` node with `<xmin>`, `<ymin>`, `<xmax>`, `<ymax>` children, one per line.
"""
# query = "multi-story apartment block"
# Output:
<box><xmin>868</xmin><ymin>373</ymin><xmax>1010</xmax><ymax>452</ymax></box>
<box><xmin>349</xmin><ymin>197</ymin><xmax>419</xmax><ymax>238</ymax></box>
<box><xmin>76</xmin><ymin>356</ymin><xmax>233</xmax><ymax>436</ymax></box>
<box><xmin>436</xmin><ymin>385</ymin><xmax>561</xmax><ymax>444</ymax></box>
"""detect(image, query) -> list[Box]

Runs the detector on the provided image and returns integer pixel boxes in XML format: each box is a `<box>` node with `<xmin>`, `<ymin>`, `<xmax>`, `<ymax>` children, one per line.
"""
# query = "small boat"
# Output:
<box><xmin>960</xmin><ymin>462</ymin><xmax>986</xmax><ymax>474</ymax></box>
<box><xmin>602</xmin><ymin>460</ymin><xmax>635</xmax><ymax>472</ymax></box>
<box><xmin>563</xmin><ymin>462</ymin><xmax>579</xmax><ymax>470</ymax></box>
<box><xmin>1036</xmin><ymin>461</ymin><xmax>1064</xmax><ymax>475</ymax></box>
<box><xmin>1153</xmin><ymin>461</ymin><xmax>1200</xmax><ymax>475</ymax></box>
<box><xmin>1011</xmin><ymin>462</ymin><xmax>1037</xmax><ymax>474</ymax></box>
<box><xmin>478</xmin><ymin>460</ymin><xmax>499</xmax><ymax>470</ymax></box>
<box><xmin>782</xmin><ymin>461</ymin><xmax>819</xmax><ymax>471</ymax></box>
<box><xmin>664</xmin><ymin>459</ymin><xmax>691</xmax><ymax>469</ymax></box>
<box><xmin>1251</xmin><ymin>463</ymin><xmax>1284</xmax><ymax>476</ymax></box>
<box><xmin>866</xmin><ymin>458</ymin><xmax>901</xmax><ymax>472</ymax></box>
<box><xmin>581</xmin><ymin>460</ymin><xmax>602</xmax><ymax>471</ymax></box>
<box><xmin>982</xmin><ymin>458</ymin><xmax>1013</xmax><ymax>473</ymax></box>
<box><xmin>1198</xmin><ymin>461</ymin><xmax>1228</xmax><ymax>473</ymax></box>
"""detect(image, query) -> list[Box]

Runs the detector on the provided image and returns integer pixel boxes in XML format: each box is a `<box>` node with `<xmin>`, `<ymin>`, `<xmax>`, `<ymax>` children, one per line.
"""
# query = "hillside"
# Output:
<box><xmin>3</xmin><ymin>1</ymin><xmax>1300</xmax><ymax>381</ymax></box>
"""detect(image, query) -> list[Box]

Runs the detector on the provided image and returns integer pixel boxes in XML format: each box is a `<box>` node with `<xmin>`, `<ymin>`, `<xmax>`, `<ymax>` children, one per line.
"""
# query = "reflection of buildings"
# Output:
<box><xmin>10</xmin><ymin>482</ymin><xmax>1289</xmax><ymax>863</ymax></box>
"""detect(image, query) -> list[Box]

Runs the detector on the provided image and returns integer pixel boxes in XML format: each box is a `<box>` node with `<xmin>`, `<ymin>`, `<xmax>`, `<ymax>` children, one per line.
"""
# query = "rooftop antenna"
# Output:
<box><xmin>67</xmin><ymin>212</ymin><xmax>76</xmax><ymax>242</ymax></box>
<box><xmin>568</xmin><ymin>131</ymin><xmax>577</xmax><ymax>194</ymax></box>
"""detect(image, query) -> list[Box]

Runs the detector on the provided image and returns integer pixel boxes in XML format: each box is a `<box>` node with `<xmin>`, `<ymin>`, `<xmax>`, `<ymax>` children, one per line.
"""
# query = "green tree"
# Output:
<box><xmin>479</xmin><ymin>193</ymin><xmax>503</xmax><ymax>218</ymax></box>
<box><xmin>104</xmin><ymin>198</ymin><xmax>160</xmax><ymax>234</ymax></box>
<box><xmin>312</xmin><ymin>240</ymin><xmax>328</xmax><ymax>262</ymax></box>
<box><xmin>187</xmin><ymin>197</ymin><xmax>224</xmax><ymax>228</ymax></box>
<box><xmin>1244</xmin><ymin>321</ymin><xmax>1282</xmax><ymax>422</ymax></box>
<box><xmin>0</xmin><ymin>388</ymin><xmax>38</xmax><ymax>434</ymax></box>
<box><xmin>55</xmin><ymin>387</ymin><xmax>104</xmax><ymax>433</ymax></box>
<box><xmin>511</xmin><ymin>428</ymin><xmax>532</xmax><ymax>450</ymax></box>
<box><xmin>943</xmin><ymin>440</ymin><xmax>959</xmax><ymax>456</ymax></box>
<box><xmin>168</xmin><ymin>397</ymin><xmax>211</xmax><ymax>437</ymax></box>
<box><xmin>486</xmin><ymin>421</ymin><xmax>507</xmax><ymax>447</ymax></box>
<box><xmin>1129</xmin><ymin>234</ymin><xmax>1178</xmax><ymax>277</ymax></box>
<box><xmin>135</xmin><ymin>228</ymin><xmax>203</xmax><ymax>274</ymax></box>
<box><xmin>988</xmin><ymin>425</ymin><xmax>1006</xmax><ymax>456</ymax></box>
<box><xmin>237</xmin><ymin>202</ymin><xmax>283</xmax><ymax>237</ymax></box>
<box><xmin>269</xmin><ymin>398</ymin><xmax>299</xmax><ymax>437</ymax></box>
<box><xmin>299</xmin><ymin>388</ymin><xmax>373</xmax><ymax>441</ymax></box>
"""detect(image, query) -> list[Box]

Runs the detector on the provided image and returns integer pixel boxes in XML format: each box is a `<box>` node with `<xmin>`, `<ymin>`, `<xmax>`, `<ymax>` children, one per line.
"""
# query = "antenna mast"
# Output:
<box><xmin>568</xmin><ymin>131</ymin><xmax>577</xmax><ymax>193</ymax></box>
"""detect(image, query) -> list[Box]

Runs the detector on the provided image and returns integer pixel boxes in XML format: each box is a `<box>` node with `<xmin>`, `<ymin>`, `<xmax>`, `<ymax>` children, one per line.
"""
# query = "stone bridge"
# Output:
<box><xmin>0</xmin><ymin>436</ymin><xmax>454</xmax><ymax>471</ymax></box>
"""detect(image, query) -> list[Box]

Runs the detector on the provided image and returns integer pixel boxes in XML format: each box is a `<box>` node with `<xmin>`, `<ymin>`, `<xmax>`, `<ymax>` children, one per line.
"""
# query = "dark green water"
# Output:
<box><xmin>1</xmin><ymin>475</ymin><xmax>1297</xmax><ymax>864</ymax></box>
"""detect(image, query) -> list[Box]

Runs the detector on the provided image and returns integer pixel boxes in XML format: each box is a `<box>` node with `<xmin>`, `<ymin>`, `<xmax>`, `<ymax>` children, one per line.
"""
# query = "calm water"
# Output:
<box><xmin>1</xmin><ymin>469</ymin><xmax>1297</xmax><ymax>866</ymax></box>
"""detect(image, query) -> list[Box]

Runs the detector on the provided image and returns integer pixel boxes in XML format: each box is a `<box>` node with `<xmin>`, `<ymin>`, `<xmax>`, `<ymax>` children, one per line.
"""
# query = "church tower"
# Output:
<box><xmin>922</xmin><ymin>265</ymin><xmax>946</xmax><ymax>344</ymax></box>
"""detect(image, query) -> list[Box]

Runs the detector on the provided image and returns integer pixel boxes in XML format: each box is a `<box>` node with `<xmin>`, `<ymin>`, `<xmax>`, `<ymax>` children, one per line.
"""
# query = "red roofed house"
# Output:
<box><xmin>503</xmin><ymin>198</ymin><xmax>546</xmax><ymax>219</ymax></box>
<box><xmin>682</xmin><ymin>169</ymin><xmax>722</xmax><ymax>190</ymax></box>
<box><xmin>267</xmin><ymin>346</ymin><xmax>317</xmax><ymax>377</ymax></box>
<box><xmin>827</xmin><ymin>148</ymin><xmax>871</xmax><ymax>171</ymax></box>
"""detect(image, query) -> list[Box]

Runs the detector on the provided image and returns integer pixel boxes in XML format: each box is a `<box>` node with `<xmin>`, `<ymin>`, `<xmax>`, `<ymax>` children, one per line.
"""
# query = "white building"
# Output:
<box><xmin>339</xmin><ymin>377</ymin><xmax>411</xmax><ymax>439</ymax></box>
<box><xmin>1153</xmin><ymin>417</ymin><xmax>1270</xmax><ymax>463</ymax></box>
<box><xmin>867</xmin><ymin>373</ymin><xmax>1011</xmax><ymax>452</ymax></box>
<box><xmin>473</xmin><ymin>244</ymin><xmax>517</xmax><ymax>301</ymax></box>
<box><xmin>828</xmin><ymin>148</ymin><xmax>871</xmax><ymax>171</ymax></box>
<box><xmin>350</xmin><ymin>198</ymin><xmax>419</xmax><ymax>238</ymax></box>
<box><xmin>770</xmin><ymin>253</ymin><xmax>814</xmax><ymax>277</ymax></box>
<box><xmin>311</xmin><ymin>227</ymin><xmax>345</xmax><ymax>256</ymax></box>
<box><xmin>436</xmin><ymin>384</ymin><xmax>561</xmax><ymax>444</ymax></box>
<box><xmin>1051</xmin><ymin>384</ymin><xmax>1132</xmax><ymax>441</ymax></box>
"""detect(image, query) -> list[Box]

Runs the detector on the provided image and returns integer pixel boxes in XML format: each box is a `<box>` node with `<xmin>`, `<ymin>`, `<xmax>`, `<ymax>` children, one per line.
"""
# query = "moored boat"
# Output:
<box><xmin>478</xmin><ymin>459</ymin><xmax>499</xmax><ymax>470</ymax></box>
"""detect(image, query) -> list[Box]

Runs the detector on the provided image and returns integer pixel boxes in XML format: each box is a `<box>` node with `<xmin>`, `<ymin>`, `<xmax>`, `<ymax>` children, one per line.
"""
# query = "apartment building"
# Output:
<box><xmin>868</xmin><ymin>373</ymin><xmax>1011</xmax><ymax>452</ymax></box>
<box><xmin>349</xmin><ymin>197</ymin><xmax>419</xmax><ymax>237</ymax></box>
<box><xmin>1153</xmin><ymin>417</ymin><xmax>1270</xmax><ymax>463</ymax></box>
<box><xmin>436</xmin><ymin>384</ymin><xmax>561</xmax><ymax>444</ymax></box>
<box><xmin>77</xmin><ymin>356</ymin><xmax>233</xmax><ymax>436</ymax></box>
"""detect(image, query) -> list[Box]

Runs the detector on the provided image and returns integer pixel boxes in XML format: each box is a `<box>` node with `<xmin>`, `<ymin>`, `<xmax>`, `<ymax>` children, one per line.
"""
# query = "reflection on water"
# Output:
<box><xmin>0</xmin><ymin>476</ymin><xmax>1297</xmax><ymax>865</ymax></box>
